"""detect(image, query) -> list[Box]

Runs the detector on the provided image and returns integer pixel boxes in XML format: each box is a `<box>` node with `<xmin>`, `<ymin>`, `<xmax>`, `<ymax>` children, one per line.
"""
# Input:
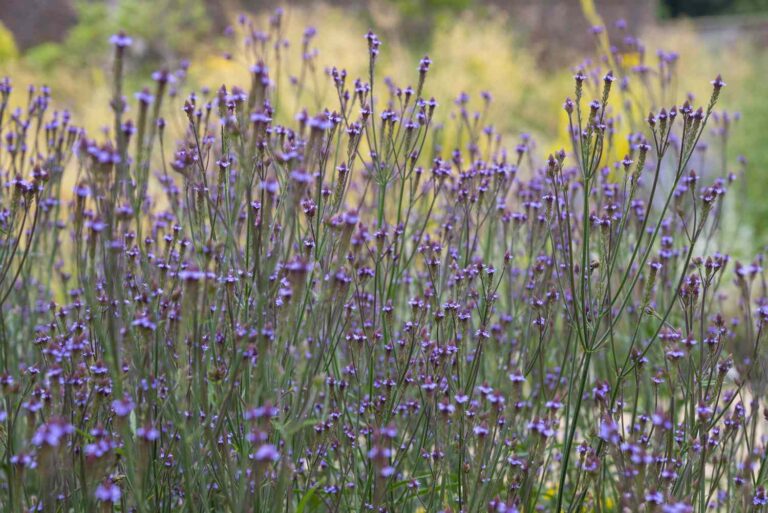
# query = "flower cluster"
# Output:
<box><xmin>0</xmin><ymin>10</ymin><xmax>764</xmax><ymax>513</ymax></box>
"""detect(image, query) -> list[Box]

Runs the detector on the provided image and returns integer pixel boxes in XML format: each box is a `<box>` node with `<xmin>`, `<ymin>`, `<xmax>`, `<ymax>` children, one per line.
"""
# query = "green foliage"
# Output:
<box><xmin>661</xmin><ymin>0</ymin><xmax>768</xmax><ymax>17</ymax></box>
<box><xmin>26</xmin><ymin>2</ymin><xmax>110</xmax><ymax>71</ymax></box>
<box><xmin>391</xmin><ymin>0</ymin><xmax>474</xmax><ymax>19</ymax></box>
<box><xmin>25</xmin><ymin>0</ymin><xmax>211</xmax><ymax>71</ymax></box>
<box><xmin>731</xmin><ymin>55</ymin><xmax>768</xmax><ymax>240</ymax></box>
<box><xmin>24</xmin><ymin>43</ymin><xmax>65</xmax><ymax>70</ymax></box>
<box><xmin>114</xmin><ymin>0</ymin><xmax>211</xmax><ymax>60</ymax></box>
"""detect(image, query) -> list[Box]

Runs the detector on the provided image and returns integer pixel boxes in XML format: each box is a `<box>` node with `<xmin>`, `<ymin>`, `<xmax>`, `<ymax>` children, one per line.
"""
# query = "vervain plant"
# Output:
<box><xmin>0</xmin><ymin>10</ymin><xmax>765</xmax><ymax>513</ymax></box>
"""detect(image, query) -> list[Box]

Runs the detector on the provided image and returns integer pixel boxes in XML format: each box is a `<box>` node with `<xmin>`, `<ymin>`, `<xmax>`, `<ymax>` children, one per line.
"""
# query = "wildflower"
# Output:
<box><xmin>111</xmin><ymin>395</ymin><xmax>135</xmax><ymax>417</ymax></box>
<box><xmin>254</xmin><ymin>444</ymin><xmax>280</xmax><ymax>463</ymax></box>
<box><xmin>31</xmin><ymin>418</ymin><xmax>74</xmax><ymax>448</ymax></box>
<box><xmin>645</xmin><ymin>490</ymin><xmax>664</xmax><ymax>505</ymax></box>
<box><xmin>438</xmin><ymin>399</ymin><xmax>455</xmax><ymax>416</ymax></box>
<box><xmin>711</xmin><ymin>74</ymin><xmax>726</xmax><ymax>91</ymax></box>
<box><xmin>95</xmin><ymin>481</ymin><xmax>122</xmax><ymax>503</ymax></box>
<box><xmin>662</xmin><ymin>502</ymin><xmax>693</xmax><ymax>513</ymax></box>
<box><xmin>244</xmin><ymin>404</ymin><xmax>279</xmax><ymax>421</ymax></box>
<box><xmin>365</xmin><ymin>30</ymin><xmax>381</xmax><ymax>59</ymax></box>
<box><xmin>10</xmin><ymin>451</ymin><xmax>37</xmax><ymax>469</ymax></box>
<box><xmin>418</xmin><ymin>55</ymin><xmax>431</xmax><ymax>74</ymax></box>
<box><xmin>754</xmin><ymin>487</ymin><xmax>768</xmax><ymax>506</ymax></box>
<box><xmin>136</xmin><ymin>425</ymin><xmax>160</xmax><ymax>442</ymax></box>
<box><xmin>598</xmin><ymin>416</ymin><xmax>621</xmax><ymax>445</ymax></box>
<box><xmin>109</xmin><ymin>32</ymin><xmax>133</xmax><ymax>49</ymax></box>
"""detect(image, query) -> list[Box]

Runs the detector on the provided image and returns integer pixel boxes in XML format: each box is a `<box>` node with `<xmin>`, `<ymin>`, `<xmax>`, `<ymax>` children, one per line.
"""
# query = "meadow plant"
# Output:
<box><xmin>0</xmin><ymin>10</ymin><xmax>766</xmax><ymax>513</ymax></box>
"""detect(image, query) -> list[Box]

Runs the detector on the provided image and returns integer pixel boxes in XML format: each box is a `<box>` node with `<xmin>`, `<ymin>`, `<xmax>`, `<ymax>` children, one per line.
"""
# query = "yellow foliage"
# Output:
<box><xmin>182</xmin><ymin>5</ymin><xmax>562</xmax><ymax>153</ymax></box>
<box><xmin>639</xmin><ymin>21</ymin><xmax>751</xmax><ymax>109</ymax></box>
<box><xmin>188</xmin><ymin>5</ymin><xmax>389</xmax><ymax>120</ymax></box>
<box><xmin>426</xmin><ymin>11</ymin><xmax>553</xmax><ymax>134</ymax></box>
<box><xmin>0</xmin><ymin>20</ymin><xmax>18</xmax><ymax>62</ymax></box>
<box><xmin>0</xmin><ymin>3</ymin><xmax>753</xmax><ymax>174</ymax></box>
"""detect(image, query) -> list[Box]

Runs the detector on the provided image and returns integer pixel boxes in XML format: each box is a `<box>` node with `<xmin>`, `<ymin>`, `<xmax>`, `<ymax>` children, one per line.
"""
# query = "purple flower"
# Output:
<box><xmin>711</xmin><ymin>75</ymin><xmax>726</xmax><ymax>91</ymax></box>
<box><xmin>662</xmin><ymin>502</ymin><xmax>693</xmax><ymax>513</ymax></box>
<box><xmin>95</xmin><ymin>481</ymin><xmax>122</xmax><ymax>503</ymax></box>
<box><xmin>244</xmin><ymin>403</ymin><xmax>279</xmax><ymax>421</ymax></box>
<box><xmin>754</xmin><ymin>486</ymin><xmax>768</xmax><ymax>506</ymax></box>
<box><xmin>598</xmin><ymin>416</ymin><xmax>621</xmax><ymax>445</ymax></box>
<box><xmin>32</xmin><ymin>418</ymin><xmax>74</xmax><ymax>448</ymax></box>
<box><xmin>10</xmin><ymin>451</ymin><xmax>37</xmax><ymax>469</ymax></box>
<box><xmin>135</xmin><ymin>88</ymin><xmax>154</xmax><ymax>105</ymax></box>
<box><xmin>109</xmin><ymin>32</ymin><xmax>133</xmax><ymax>49</ymax></box>
<box><xmin>419</xmin><ymin>55</ymin><xmax>431</xmax><ymax>74</ymax></box>
<box><xmin>111</xmin><ymin>395</ymin><xmax>135</xmax><ymax>417</ymax></box>
<box><xmin>136</xmin><ymin>425</ymin><xmax>160</xmax><ymax>442</ymax></box>
<box><xmin>254</xmin><ymin>444</ymin><xmax>280</xmax><ymax>463</ymax></box>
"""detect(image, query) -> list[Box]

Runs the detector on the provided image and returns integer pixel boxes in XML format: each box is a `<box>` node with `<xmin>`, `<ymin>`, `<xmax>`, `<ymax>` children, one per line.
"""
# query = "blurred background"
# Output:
<box><xmin>0</xmin><ymin>0</ymin><xmax>766</xmax><ymax>249</ymax></box>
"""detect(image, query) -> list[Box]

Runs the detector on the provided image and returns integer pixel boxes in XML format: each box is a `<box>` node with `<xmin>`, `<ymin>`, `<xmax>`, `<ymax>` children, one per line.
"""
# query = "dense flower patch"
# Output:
<box><xmin>0</xmin><ymin>9</ymin><xmax>764</xmax><ymax>513</ymax></box>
